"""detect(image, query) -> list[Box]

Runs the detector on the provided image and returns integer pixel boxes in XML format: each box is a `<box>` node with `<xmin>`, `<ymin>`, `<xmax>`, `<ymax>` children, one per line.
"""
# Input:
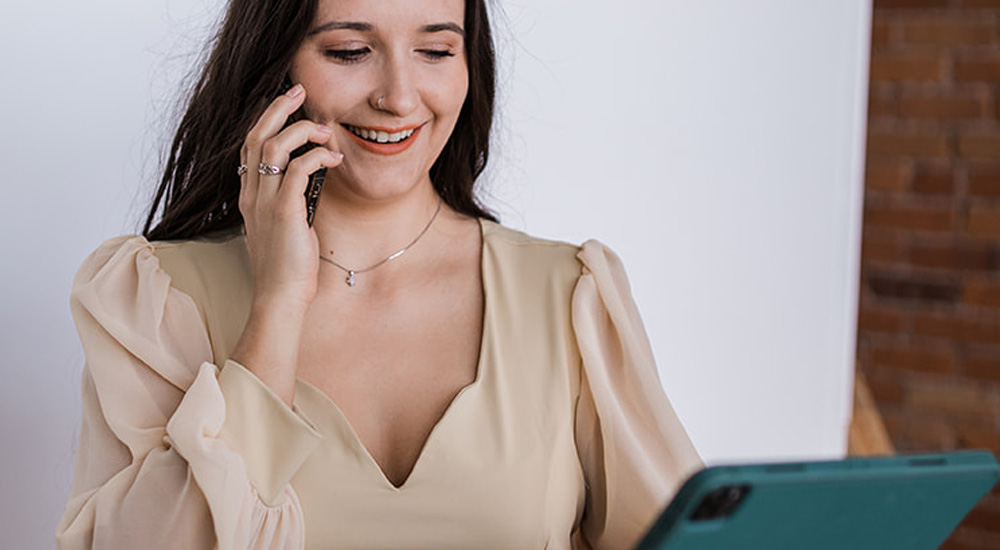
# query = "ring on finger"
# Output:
<box><xmin>258</xmin><ymin>163</ymin><xmax>283</xmax><ymax>176</ymax></box>
<box><xmin>237</xmin><ymin>164</ymin><xmax>248</xmax><ymax>176</ymax></box>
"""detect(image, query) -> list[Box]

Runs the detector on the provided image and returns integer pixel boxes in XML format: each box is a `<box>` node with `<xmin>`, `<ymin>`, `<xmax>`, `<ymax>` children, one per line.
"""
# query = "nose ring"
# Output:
<box><xmin>376</xmin><ymin>96</ymin><xmax>384</xmax><ymax>110</ymax></box>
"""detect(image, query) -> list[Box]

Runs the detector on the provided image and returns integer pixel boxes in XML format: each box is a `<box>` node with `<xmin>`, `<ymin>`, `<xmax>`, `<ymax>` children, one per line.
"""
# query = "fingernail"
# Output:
<box><xmin>318</xmin><ymin>125</ymin><xmax>333</xmax><ymax>133</ymax></box>
<box><xmin>287</xmin><ymin>84</ymin><xmax>304</xmax><ymax>98</ymax></box>
<box><xmin>329</xmin><ymin>150</ymin><xmax>344</xmax><ymax>161</ymax></box>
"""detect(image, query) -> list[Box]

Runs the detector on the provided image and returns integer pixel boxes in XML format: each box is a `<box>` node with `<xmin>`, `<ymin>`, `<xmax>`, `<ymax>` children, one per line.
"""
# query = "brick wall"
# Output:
<box><xmin>857</xmin><ymin>0</ymin><xmax>1000</xmax><ymax>547</ymax></box>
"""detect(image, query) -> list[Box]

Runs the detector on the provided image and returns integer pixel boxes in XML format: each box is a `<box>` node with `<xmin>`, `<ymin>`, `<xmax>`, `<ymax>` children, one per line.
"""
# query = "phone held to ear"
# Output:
<box><xmin>288</xmin><ymin>109</ymin><xmax>328</xmax><ymax>227</ymax></box>
<box><xmin>304</xmin><ymin>168</ymin><xmax>326</xmax><ymax>227</ymax></box>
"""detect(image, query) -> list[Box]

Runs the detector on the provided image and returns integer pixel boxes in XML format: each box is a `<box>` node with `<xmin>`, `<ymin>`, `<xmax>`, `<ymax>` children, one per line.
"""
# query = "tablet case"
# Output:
<box><xmin>636</xmin><ymin>450</ymin><xmax>1000</xmax><ymax>550</ymax></box>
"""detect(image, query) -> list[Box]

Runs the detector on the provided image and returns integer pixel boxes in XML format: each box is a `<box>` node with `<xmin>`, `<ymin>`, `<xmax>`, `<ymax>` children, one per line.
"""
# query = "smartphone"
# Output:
<box><xmin>304</xmin><ymin>163</ymin><xmax>326</xmax><ymax>227</ymax></box>
<box><xmin>635</xmin><ymin>450</ymin><xmax>1000</xmax><ymax>550</ymax></box>
<box><xmin>287</xmin><ymin>107</ymin><xmax>327</xmax><ymax>227</ymax></box>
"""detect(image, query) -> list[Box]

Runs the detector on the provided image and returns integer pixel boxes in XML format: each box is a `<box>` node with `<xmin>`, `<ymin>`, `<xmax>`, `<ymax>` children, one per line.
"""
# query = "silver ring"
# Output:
<box><xmin>258</xmin><ymin>163</ymin><xmax>282</xmax><ymax>176</ymax></box>
<box><xmin>237</xmin><ymin>164</ymin><xmax>247</xmax><ymax>176</ymax></box>
<box><xmin>376</xmin><ymin>96</ymin><xmax>384</xmax><ymax>110</ymax></box>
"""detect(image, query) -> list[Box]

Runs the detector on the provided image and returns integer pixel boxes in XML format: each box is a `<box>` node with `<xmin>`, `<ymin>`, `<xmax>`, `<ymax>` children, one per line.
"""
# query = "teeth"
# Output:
<box><xmin>347</xmin><ymin>125</ymin><xmax>415</xmax><ymax>144</ymax></box>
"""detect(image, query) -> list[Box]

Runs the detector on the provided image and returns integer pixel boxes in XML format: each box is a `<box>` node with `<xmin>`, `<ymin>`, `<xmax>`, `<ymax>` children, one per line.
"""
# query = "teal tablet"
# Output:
<box><xmin>636</xmin><ymin>450</ymin><xmax>1000</xmax><ymax>550</ymax></box>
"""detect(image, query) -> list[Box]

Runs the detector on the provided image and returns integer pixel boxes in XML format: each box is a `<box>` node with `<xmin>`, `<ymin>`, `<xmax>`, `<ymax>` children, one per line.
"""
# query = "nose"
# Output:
<box><xmin>373</xmin><ymin>51</ymin><xmax>419</xmax><ymax>117</ymax></box>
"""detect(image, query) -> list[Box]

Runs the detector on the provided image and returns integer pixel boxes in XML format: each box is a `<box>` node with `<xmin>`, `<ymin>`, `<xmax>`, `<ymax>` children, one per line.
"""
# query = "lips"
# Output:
<box><xmin>342</xmin><ymin>123</ymin><xmax>422</xmax><ymax>155</ymax></box>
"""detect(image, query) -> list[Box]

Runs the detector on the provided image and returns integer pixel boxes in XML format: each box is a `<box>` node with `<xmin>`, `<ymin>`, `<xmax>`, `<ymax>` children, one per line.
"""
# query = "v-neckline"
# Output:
<box><xmin>294</xmin><ymin>218</ymin><xmax>491</xmax><ymax>491</ymax></box>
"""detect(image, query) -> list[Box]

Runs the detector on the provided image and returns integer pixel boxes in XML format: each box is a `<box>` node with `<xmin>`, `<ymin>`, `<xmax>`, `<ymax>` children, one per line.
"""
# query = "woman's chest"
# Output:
<box><xmin>291</xmin><ymin>311</ymin><xmax>586</xmax><ymax>549</ymax></box>
<box><xmin>295</xmin><ymin>277</ymin><xmax>484</xmax><ymax>487</ymax></box>
<box><xmin>290</xmin><ymin>252</ymin><xmax>588</xmax><ymax>547</ymax></box>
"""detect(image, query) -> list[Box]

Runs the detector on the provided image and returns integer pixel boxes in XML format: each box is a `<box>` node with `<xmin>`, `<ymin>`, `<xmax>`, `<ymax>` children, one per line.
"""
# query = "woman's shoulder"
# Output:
<box><xmin>76</xmin><ymin>230</ymin><xmax>249</xmax><ymax>302</ymax></box>
<box><xmin>479</xmin><ymin>219</ymin><xmax>618</xmax><ymax>277</ymax></box>
<box><xmin>149</xmin><ymin>230</ymin><xmax>250</xmax><ymax>286</ymax></box>
<box><xmin>73</xmin><ymin>230</ymin><xmax>252</xmax><ymax>367</ymax></box>
<box><xmin>480</xmin><ymin>219</ymin><xmax>580</xmax><ymax>265</ymax></box>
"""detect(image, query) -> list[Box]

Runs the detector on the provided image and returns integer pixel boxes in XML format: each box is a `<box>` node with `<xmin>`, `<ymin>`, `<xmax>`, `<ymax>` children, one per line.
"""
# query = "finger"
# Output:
<box><xmin>259</xmin><ymin>120</ymin><xmax>335</xmax><ymax>177</ymax></box>
<box><xmin>274</xmin><ymin>149</ymin><xmax>345</xmax><ymax>217</ymax></box>
<box><xmin>245</xmin><ymin>85</ymin><xmax>307</xmax><ymax>155</ymax></box>
<box><xmin>242</xmin><ymin>85</ymin><xmax>308</xmax><ymax>196</ymax></box>
<box><xmin>238</xmin><ymin>143</ymin><xmax>253</xmax><ymax>196</ymax></box>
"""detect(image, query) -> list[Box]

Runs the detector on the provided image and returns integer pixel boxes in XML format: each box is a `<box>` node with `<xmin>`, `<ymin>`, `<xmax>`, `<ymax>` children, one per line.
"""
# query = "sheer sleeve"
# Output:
<box><xmin>56</xmin><ymin>236</ymin><xmax>321</xmax><ymax>550</ymax></box>
<box><xmin>572</xmin><ymin>240</ymin><xmax>703</xmax><ymax>549</ymax></box>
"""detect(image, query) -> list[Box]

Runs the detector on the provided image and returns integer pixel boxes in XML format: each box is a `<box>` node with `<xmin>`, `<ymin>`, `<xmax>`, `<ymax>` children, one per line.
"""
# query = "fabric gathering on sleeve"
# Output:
<box><xmin>571</xmin><ymin>240</ymin><xmax>703</xmax><ymax>550</ymax></box>
<box><xmin>57</xmin><ymin>236</ymin><xmax>321</xmax><ymax>550</ymax></box>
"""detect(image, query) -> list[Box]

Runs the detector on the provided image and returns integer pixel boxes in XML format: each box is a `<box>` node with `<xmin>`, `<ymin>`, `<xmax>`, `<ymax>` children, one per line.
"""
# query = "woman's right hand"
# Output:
<box><xmin>239</xmin><ymin>84</ymin><xmax>343</xmax><ymax>311</ymax></box>
<box><xmin>231</xmin><ymin>84</ymin><xmax>343</xmax><ymax>405</ymax></box>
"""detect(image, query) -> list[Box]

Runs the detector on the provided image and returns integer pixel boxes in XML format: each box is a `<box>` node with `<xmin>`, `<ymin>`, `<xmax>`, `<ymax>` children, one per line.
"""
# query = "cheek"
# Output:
<box><xmin>425</xmin><ymin>68</ymin><xmax>469</xmax><ymax>121</ymax></box>
<box><xmin>301</xmin><ymin>73</ymin><xmax>372</xmax><ymax>121</ymax></box>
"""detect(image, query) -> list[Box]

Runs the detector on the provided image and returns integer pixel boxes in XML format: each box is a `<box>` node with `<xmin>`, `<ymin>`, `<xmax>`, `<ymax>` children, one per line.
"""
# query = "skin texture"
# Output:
<box><xmin>230</xmin><ymin>0</ymin><xmax>483</xmax><ymax>488</ymax></box>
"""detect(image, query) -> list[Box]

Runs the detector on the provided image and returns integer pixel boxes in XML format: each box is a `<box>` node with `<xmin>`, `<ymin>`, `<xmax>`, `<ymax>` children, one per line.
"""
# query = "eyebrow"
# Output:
<box><xmin>307</xmin><ymin>20</ymin><xmax>465</xmax><ymax>38</ymax></box>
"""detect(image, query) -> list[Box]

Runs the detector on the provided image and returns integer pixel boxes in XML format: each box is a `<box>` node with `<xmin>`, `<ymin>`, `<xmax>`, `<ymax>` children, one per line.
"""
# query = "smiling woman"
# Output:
<box><xmin>55</xmin><ymin>0</ymin><xmax>701</xmax><ymax>549</ymax></box>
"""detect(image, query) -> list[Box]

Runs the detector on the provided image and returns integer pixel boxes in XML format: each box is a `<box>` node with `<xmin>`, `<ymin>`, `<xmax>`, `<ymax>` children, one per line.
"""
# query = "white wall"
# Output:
<box><xmin>0</xmin><ymin>0</ymin><xmax>870</xmax><ymax>547</ymax></box>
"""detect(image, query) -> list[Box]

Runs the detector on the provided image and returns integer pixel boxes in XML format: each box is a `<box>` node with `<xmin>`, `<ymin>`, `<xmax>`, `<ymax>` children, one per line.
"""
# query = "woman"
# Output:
<box><xmin>57</xmin><ymin>0</ymin><xmax>701</xmax><ymax>548</ymax></box>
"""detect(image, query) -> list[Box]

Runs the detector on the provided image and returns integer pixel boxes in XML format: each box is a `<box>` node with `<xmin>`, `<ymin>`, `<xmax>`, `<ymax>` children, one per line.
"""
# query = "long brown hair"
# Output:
<box><xmin>144</xmin><ymin>0</ymin><xmax>498</xmax><ymax>241</ymax></box>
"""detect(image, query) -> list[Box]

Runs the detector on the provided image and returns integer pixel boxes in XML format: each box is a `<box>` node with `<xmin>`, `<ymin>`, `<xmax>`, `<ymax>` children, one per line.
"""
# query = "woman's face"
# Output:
<box><xmin>289</xmin><ymin>0</ymin><xmax>468</xmax><ymax>202</ymax></box>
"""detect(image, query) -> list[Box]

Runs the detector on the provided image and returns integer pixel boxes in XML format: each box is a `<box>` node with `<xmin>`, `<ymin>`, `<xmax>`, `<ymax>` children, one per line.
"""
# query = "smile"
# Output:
<box><xmin>343</xmin><ymin>124</ymin><xmax>416</xmax><ymax>144</ymax></box>
<box><xmin>342</xmin><ymin>123</ymin><xmax>423</xmax><ymax>156</ymax></box>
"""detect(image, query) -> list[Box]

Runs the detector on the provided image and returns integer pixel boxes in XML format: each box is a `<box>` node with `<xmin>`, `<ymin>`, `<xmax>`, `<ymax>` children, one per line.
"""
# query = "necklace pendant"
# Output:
<box><xmin>346</xmin><ymin>271</ymin><xmax>356</xmax><ymax>286</ymax></box>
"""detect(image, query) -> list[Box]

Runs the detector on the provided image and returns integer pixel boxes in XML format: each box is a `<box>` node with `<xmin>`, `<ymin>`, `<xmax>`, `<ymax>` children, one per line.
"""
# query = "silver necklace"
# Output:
<box><xmin>318</xmin><ymin>199</ymin><xmax>443</xmax><ymax>287</ymax></box>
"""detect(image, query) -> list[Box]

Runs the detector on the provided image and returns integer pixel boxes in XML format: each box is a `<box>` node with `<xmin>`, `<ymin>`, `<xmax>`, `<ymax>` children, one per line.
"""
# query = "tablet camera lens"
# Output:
<box><xmin>689</xmin><ymin>484</ymin><xmax>752</xmax><ymax>521</ymax></box>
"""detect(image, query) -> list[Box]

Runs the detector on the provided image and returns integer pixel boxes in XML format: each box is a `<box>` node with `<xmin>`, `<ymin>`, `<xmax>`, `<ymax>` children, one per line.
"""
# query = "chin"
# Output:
<box><xmin>332</xmin><ymin>167</ymin><xmax>433</xmax><ymax>203</ymax></box>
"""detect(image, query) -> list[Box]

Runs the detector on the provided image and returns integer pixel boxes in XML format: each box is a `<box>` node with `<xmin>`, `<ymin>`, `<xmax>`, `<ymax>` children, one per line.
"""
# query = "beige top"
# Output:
<box><xmin>57</xmin><ymin>220</ymin><xmax>701</xmax><ymax>550</ymax></box>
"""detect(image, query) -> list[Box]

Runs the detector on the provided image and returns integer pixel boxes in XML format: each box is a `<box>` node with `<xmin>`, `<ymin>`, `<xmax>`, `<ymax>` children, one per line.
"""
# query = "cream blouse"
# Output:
<box><xmin>56</xmin><ymin>220</ymin><xmax>701</xmax><ymax>550</ymax></box>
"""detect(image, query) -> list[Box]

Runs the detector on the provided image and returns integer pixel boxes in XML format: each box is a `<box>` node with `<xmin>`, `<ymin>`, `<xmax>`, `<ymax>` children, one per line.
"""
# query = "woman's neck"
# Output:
<box><xmin>310</xmin><ymin>180</ymin><xmax>443</xmax><ymax>271</ymax></box>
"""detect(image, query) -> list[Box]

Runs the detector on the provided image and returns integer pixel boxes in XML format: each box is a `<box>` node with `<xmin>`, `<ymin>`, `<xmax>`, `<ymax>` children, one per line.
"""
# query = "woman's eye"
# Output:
<box><xmin>419</xmin><ymin>49</ymin><xmax>456</xmax><ymax>60</ymax></box>
<box><xmin>325</xmin><ymin>48</ymin><xmax>371</xmax><ymax>63</ymax></box>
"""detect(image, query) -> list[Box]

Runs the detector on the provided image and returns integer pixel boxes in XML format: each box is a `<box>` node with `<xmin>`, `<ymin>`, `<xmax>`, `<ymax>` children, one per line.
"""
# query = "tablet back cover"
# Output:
<box><xmin>636</xmin><ymin>451</ymin><xmax>1000</xmax><ymax>550</ymax></box>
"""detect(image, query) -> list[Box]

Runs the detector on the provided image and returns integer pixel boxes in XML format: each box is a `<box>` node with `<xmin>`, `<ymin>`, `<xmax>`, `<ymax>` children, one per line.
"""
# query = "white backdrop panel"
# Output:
<box><xmin>0</xmin><ymin>0</ymin><xmax>870</xmax><ymax>547</ymax></box>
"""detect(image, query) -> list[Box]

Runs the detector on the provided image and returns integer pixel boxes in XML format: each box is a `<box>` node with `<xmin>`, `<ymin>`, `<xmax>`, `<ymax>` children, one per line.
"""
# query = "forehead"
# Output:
<box><xmin>313</xmin><ymin>0</ymin><xmax>465</xmax><ymax>29</ymax></box>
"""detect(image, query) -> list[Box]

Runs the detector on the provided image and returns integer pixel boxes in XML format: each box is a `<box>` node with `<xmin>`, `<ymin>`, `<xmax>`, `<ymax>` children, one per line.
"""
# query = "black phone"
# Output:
<box><xmin>304</xmin><ymin>168</ymin><xmax>326</xmax><ymax>226</ymax></box>
<box><xmin>287</xmin><ymin>110</ymin><xmax>327</xmax><ymax>227</ymax></box>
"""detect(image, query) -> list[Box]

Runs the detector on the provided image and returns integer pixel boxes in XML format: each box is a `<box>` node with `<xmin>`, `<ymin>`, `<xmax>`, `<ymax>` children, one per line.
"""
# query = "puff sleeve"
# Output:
<box><xmin>572</xmin><ymin>241</ymin><xmax>703</xmax><ymax>549</ymax></box>
<box><xmin>56</xmin><ymin>236</ymin><xmax>321</xmax><ymax>550</ymax></box>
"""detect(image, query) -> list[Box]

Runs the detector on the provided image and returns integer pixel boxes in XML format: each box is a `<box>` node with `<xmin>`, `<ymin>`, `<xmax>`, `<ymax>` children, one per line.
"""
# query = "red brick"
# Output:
<box><xmin>862</xmin><ymin>238</ymin><xmax>907</xmax><ymax>263</ymax></box>
<box><xmin>867</xmin><ymin>273</ymin><xmax>961</xmax><ymax>302</ymax></box>
<box><xmin>861</xmin><ymin>368</ymin><xmax>907</xmax><ymax>403</ymax></box>
<box><xmin>962</xmin><ymin>499</ymin><xmax>1000</xmax><ymax>531</ymax></box>
<box><xmin>871</xmin><ymin>345</ymin><xmax>957</xmax><ymax>374</ymax></box>
<box><xmin>912</xmin><ymin>167</ymin><xmax>955</xmax><ymax>194</ymax></box>
<box><xmin>875</xmin><ymin>0</ymin><xmax>949</xmax><ymax>7</ymax></box>
<box><xmin>866</xmin><ymin>157</ymin><xmax>913</xmax><ymax>191</ymax></box>
<box><xmin>956</xmin><ymin>54</ymin><xmax>1000</xmax><ymax>84</ymax></box>
<box><xmin>883</xmin><ymin>411</ymin><xmax>957</xmax><ymax>449</ymax></box>
<box><xmin>914</xmin><ymin>314</ymin><xmax>1000</xmax><ymax>343</ymax></box>
<box><xmin>965</xmin><ymin>280</ymin><xmax>1000</xmax><ymax>307</ymax></box>
<box><xmin>858</xmin><ymin>309</ymin><xmax>908</xmax><ymax>332</ymax></box>
<box><xmin>869</xmin><ymin>377</ymin><xmax>907</xmax><ymax>403</ymax></box>
<box><xmin>970</xmin><ymin>166</ymin><xmax>1000</xmax><ymax>197</ymax></box>
<box><xmin>966</xmin><ymin>356</ymin><xmax>1000</xmax><ymax>383</ymax></box>
<box><xmin>868</xmin><ymin>131</ymin><xmax>951</xmax><ymax>158</ymax></box>
<box><xmin>910</xmin><ymin>244</ymin><xmax>998</xmax><ymax>271</ymax></box>
<box><xmin>959</xmin><ymin>134</ymin><xmax>1000</xmax><ymax>159</ymax></box>
<box><xmin>967</xmin><ymin>206</ymin><xmax>1000</xmax><ymax>237</ymax></box>
<box><xmin>872</xmin><ymin>19</ymin><xmax>893</xmax><ymax>46</ymax></box>
<box><xmin>871</xmin><ymin>51</ymin><xmax>948</xmax><ymax>82</ymax></box>
<box><xmin>868</xmin><ymin>89</ymin><xmax>898</xmax><ymax>117</ymax></box>
<box><xmin>908</xmin><ymin>379</ymin><xmax>1000</xmax><ymax>417</ymax></box>
<box><xmin>899</xmin><ymin>94</ymin><xmax>989</xmax><ymax>120</ymax></box>
<box><xmin>980</xmin><ymin>492</ymin><xmax>1000</xmax><ymax>511</ymax></box>
<box><xmin>958</xmin><ymin>0</ymin><xmax>1000</xmax><ymax>7</ymax></box>
<box><xmin>865</xmin><ymin>204</ymin><xmax>954</xmax><ymax>231</ymax></box>
<box><xmin>903</xmin><ymin>18</ymin><xmax>998</xmax><ymax>46</ymax></box>
<box><xmin>943</xmin><ymin>526</ymin><xmax>1000</xmax><ymax>550</ymax></box>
